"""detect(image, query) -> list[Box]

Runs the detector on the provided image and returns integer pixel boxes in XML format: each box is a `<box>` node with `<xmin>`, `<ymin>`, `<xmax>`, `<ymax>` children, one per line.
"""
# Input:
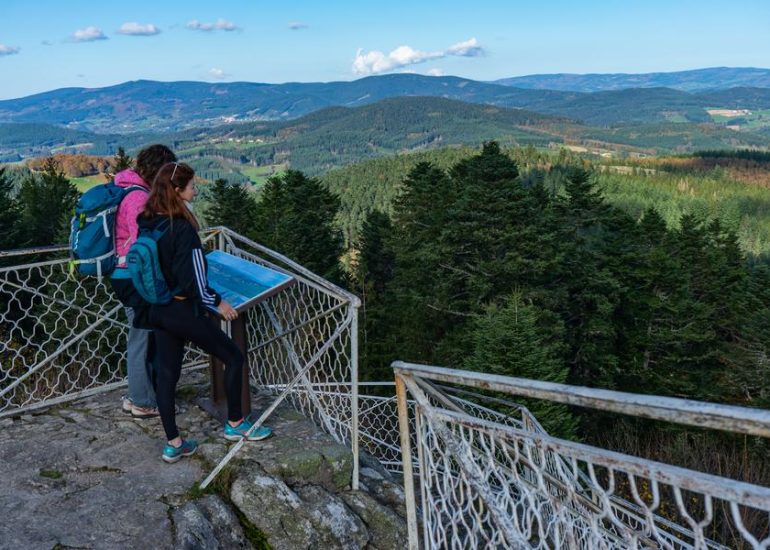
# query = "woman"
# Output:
<box><xmin>112</xmin><ymin>144</ymin><xmax>177</xmax><ymax>419</ymax></box>
<box><xmin>139</xmin><ymin>162</ymin><xmax>272</xmax><ymax>463</ymax></box>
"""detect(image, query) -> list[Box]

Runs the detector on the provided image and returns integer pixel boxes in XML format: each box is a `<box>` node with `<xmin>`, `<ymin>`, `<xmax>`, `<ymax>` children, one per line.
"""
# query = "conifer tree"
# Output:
<box><xmin>355</xmin><ymin>210</ymin><xmax>395</xmax><ymax>379</ymax></box>
<box><xmin>554</xmin><ymin>167</ymin><xmax>620</xmax><ymax>388</ymax></box>
<box><xmin>18</xmin><ymin>158</ymin><xmax>78</xmax><ymax>247</ymax></box>
<box><xmin>465</xmin><ymin>293</ymin><xmax>577</xmax><ymax>439</ymax></box>
<box><xmin>110</xmin><ymin>146</ymin><xmax>133</xmax><ymax>177</ymax></box>
<box><xmin>0</xmin><ymin>167</ymin><xmax>21</xmax><ymax>251</ymax></box>
<box><xmin>385</xmin><ymin>161</ymin><xmax>457</xmax><ymax>363</ymax></box>
<box><xmin>206</xmin><ymin>179</ymin><xmax>258</xmax><ymax>236</ymax></box>
<box><xmin>253</xmin><ymin>170</ymin><xmax>343</xmax><ymax>283</ymax></box>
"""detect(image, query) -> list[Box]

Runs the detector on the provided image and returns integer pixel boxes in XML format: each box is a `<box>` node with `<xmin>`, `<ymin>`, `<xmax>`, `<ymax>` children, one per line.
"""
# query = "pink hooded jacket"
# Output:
<box><xmin>113</xmin><ymin>169</ymin><xmax>150</xmax><ymax>268</ymax></box>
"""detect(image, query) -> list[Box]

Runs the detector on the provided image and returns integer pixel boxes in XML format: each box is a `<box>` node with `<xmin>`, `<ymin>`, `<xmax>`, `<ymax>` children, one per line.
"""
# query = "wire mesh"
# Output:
<box><xmin>0</xmin><ymin>249</ymin><xmax>207</xmax><ymax>417</ymax></box>
<box><xmin>394</xmin><ymin>366</ymin><xmax>770</xmax><ymax>550</ymax></box>
<box><xmin>0</xmin><ymin>227</ymin><xmax>361</xmax><ymax>489</ymax></box>
<box><xmin>213</xmin><ymin>228</ymin><xmax>360</xmax><ymax>457</ymax></box>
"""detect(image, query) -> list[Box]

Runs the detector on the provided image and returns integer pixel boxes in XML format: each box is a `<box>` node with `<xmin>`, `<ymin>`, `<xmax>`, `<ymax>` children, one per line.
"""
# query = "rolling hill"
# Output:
<box><xmin>3</xmin><ymin>73</ymin><xmax>770</xmax><ymax>133</ymax></box>
<box><xmin>2</xmin><ymin>97</ymin><xmax>768</xmax><ymax>177</ymax></box>
<box><xmin>494</xmin><ymin>67</ymin><xmax>770</xmax><ymax>92</ymax></box>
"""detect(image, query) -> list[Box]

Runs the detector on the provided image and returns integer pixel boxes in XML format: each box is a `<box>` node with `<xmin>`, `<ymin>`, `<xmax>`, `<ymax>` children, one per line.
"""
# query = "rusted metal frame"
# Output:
<box><xmin>350</xmin><ymin>307</ymin><xmax>360</xmax><ymax>490</ymax></box>
<box><xmin>413</xmin><ymin>377</ymin><xmax>744</xmax><ymax>547</ymax></box>
<box><xmin>438</xmin><ymin>384</ymin><xmax>537</xmax><ymax>425</ymax></box>
<box><xmin>412</xmin><ymin>375</ymin><xmax>656</xmax><ymax>545</ymax></box>
<box><xmin>0</xmin><ymin>256</ymin><xmax>72</xmax><ymax>273</ymax></box>
<box><xmin>430</xmin><ymin>407</ymin><xmax>770</xmax><ymax>512</ymax></box>
<box><xmin>417</xmin><ymin>379</ymin><xmax>529</xmax><ymax>432</ymax></box>
<box><xmin>393</xmin><ymin>362</ymin><xmax>770</xmax><ymax>439</ymax></box>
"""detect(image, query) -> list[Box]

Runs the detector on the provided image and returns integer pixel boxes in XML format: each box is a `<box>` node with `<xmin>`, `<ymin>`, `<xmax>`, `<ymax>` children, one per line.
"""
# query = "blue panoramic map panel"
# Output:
<box><xmin>205</xmin><ymin>250</ymin><xmax>294</xmax><ymax>312</ymax></box>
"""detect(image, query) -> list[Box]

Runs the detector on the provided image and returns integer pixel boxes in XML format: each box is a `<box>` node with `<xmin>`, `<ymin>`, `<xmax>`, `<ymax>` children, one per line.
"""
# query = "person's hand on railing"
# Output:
<box><xmin>217</xmin><ymin>300</ymin><xmax>238</xmax><ymax>321</ymax></box>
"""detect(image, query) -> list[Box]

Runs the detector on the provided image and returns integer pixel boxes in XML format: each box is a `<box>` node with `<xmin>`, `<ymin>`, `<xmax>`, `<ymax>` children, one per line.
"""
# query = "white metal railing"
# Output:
<box><xmin>393</xmin><ymin>362</ymin><xmax>770</xmax><ymax>549</ymax></box>
<box><xmin>0</xmin><ymin>228</ymin><xmax>361</xmax><ymax>489</ymax></box>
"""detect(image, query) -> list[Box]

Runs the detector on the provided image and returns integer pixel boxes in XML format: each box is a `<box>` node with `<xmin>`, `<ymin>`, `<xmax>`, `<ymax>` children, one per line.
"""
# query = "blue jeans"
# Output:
<box><xmin>125</xmin><ymin>307</ymin><xmax>157</xmax><ymax>408</ymax></box>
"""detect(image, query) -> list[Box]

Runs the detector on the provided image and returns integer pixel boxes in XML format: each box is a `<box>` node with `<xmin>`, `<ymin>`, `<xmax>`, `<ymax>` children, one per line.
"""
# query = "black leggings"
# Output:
<box><xmin>150</xmin><ymin>300</ymin><xmax>244</xmax><ymax>440</ymax></box>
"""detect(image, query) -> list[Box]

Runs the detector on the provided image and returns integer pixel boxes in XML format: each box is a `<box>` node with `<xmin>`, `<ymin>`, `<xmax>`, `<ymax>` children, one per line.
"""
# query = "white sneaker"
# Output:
<box><xmin>131</xmin><ymin>404</ymin><xmax>160</xmax><ymax>419</ymax></box>
<box><xmin>121</xmin><ymin>396</ymin><xmax>133</xmax><ymax>414</ymax></box>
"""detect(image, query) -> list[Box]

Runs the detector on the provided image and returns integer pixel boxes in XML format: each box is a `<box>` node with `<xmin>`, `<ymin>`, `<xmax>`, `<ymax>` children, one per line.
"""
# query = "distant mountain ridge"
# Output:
<box><xmin>2</xmin><ymin>70</ymin><xmax>770</xmax><ymax>133</ymax></box>
<box><xmin>2</xmin><ymin>96</ymin><xmax>767</xmax><ymax>173</ymax></box>
<box><xmin>494</xmin><ymin>67</ymin><xmax>770</xmax><ymax>92</ymax></box>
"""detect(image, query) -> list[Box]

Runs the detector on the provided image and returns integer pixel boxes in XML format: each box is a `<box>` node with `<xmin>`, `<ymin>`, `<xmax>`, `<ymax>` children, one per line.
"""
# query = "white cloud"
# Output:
<box><xmin>187</xmin><ymin>18</ymin><xmax>239</xmax><ymax>32</ymax></box>
<box><xmin>353</xmin><ymin>37</ymin><xmax>485</xmax><ymax>75</ymax></box>
<box><xmin>0</xmin><ymin>44</ymin><xmax>20</xmax><ymax>56</ymax></box>
<box><xmin>117</xmin><ymin>22</ymin><xmax>161</xmax><ymax>36</ymax></box>
<box><xmin>288</xmin><ymin>21</ymin><xmax>308</xmax><ymax>30</ymax></box>
<box><xmin>426</xmin><ymin>68</ymin><xmax>445</xmax><ymax>77</ymax></box>
<box><xmin>209</xmin><ymin>67</ymin><xmax>228</xmax><ymax>79</ymax></box>
<box><xmin>446</xmin><ymin>37</ymin><xmax>484</xmax><ymax>57</ymax></box>
<box><xmin>72</xmin><ymin>26</ymin><xmax>108</xmax><ymax>42</ymax></box>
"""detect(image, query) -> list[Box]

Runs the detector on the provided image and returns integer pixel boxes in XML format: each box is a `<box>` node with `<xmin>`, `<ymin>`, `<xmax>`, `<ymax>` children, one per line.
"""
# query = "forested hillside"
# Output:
<box><xmin>4</xmin><ymin>95</ymin><xmax>768</xmax><ymax>185</ymax></box>
<box><xmin>323</xmin><ymin>146</ymin><xmax>770</xmax><ymax>256</ymax></box>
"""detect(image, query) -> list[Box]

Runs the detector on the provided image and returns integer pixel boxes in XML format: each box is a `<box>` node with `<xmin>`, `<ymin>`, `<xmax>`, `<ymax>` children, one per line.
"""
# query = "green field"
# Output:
<box><xmin>71</xmin><ymin>174</ymin><xmax>108</xmax><ymax>192</ymax></box>
<box><xmin>241</xmin><ymin>164</ymin><xmax>288</xmax><ymax>187</ymax></box>
<box><xmin>707</xmin><ymin>107</ymin><xmax>770</xmax><ymax>131</ymax></box>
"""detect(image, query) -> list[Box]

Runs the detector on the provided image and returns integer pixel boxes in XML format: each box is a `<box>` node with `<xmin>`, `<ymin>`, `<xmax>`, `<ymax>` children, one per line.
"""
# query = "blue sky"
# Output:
<box><xmin>0</xmin><ymin>0</ymin><xmax>768</xmax><ymax>99</ymax></box>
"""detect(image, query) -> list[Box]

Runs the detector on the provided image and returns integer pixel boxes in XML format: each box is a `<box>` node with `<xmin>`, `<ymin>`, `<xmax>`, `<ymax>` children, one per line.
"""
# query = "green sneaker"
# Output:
<box><xmin>224</xmin><ymin>419</ymin><xmax>273</xmax><ymax>442</ymax></box>
<box><xmin>162</xmin><ymin>439</ymin><xmax>198</xmax><ymax>463</ymax></box>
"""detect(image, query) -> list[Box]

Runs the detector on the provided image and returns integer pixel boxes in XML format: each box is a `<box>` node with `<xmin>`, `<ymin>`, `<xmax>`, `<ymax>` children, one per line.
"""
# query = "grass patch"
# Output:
<box><xmin>185</xmin><ymin>462</ymin><xmax>272</xmax><ymax>549</ymax></box>
<box><xmin>71</xmin><ymin>174</ymin><xmax>107</xmax><ymax>193</ymax></box>
<box><xmin>233</xmin><ymin>503</ymin><xmax>273</xmax><ymax>550</ymax></box>
<box><xmin>39</xmin><ymin>468</ymin><xmax>63</xmax><ymax>479</ymax></box>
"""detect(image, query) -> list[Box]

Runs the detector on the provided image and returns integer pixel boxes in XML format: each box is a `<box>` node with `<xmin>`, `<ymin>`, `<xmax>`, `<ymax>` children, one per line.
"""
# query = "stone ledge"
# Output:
<box><xmin>0</xmin><ymin>369</ymin><xmax>407</xmax><ymax>549</ymax></box>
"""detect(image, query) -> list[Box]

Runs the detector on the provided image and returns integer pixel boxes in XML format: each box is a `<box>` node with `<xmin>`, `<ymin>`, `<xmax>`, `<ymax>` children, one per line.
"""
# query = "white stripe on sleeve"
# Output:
<box><xmin>192</xmin><ymin>249</ymin><xmax>216</xmax><ymax>304</ymax></box>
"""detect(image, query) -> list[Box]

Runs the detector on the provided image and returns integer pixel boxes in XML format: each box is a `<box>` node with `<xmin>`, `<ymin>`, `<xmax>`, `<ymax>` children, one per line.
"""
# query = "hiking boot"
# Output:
<box><xmin>162</xmin><ymin>439</ymin><xmax>198</xmax><ymax>463</ymax></box>
<box><xmin>131</xmin><ymin>404</ymin><xmax>160</xmax><ymax>419</ymax></box>
<box><xmin>121</xmin><ymin>396</ymin><xmax>133</xmax><ymax>414</ymax></box>
<box><xmin>224</xmin><ymin>419</ymin><xmax>273</xmax><ymax>442</ymax></box>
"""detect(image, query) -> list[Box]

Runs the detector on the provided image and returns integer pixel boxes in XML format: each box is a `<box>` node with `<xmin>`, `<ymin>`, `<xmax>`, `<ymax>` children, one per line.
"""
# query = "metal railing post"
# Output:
<box><xmin>351</xmin><ymin>305</ymin><xmax>360</xmax><ymax>490</ymax></box>
<box><xmin>396</xmin><ymin>373</ymin><xmax>420</xmax><ymax>549</ymax></box>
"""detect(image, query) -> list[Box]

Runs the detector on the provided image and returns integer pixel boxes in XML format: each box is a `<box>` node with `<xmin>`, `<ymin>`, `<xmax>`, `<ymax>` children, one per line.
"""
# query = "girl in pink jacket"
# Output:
<box><xmin>110</xmin><ymin>144</ymin><xmax>177</xmax><ymax>418</ymax></box>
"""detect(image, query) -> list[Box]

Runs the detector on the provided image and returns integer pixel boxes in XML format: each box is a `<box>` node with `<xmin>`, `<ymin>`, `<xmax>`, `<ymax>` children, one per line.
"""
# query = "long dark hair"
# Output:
<box><xmin>142</xmin><ymin>162</ymin><xmax>199</xmax><ymax>229</ymax></box>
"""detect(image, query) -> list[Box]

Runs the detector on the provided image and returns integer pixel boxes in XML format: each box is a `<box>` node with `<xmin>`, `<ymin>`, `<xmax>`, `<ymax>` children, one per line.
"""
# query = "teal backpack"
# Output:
<box><xmin>125</xmin><ymin>219</ymin><xmax>176</xmax><ymax>305</ymax></box>
<box><xmin>69</xmin><ymin>182</ymin><xmax>146</xmax><ymax>278</ymax></box>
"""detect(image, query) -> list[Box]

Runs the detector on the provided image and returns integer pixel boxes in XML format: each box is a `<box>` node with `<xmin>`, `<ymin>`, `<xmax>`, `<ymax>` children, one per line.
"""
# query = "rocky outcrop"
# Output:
<box><xmin>0</xmin><ymin>369</ymin><xmax>408</xmax><ymax>550</ymax></box>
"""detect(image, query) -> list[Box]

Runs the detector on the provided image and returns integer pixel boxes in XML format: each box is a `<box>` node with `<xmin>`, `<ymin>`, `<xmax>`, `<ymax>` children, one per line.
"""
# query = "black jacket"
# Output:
<box><xmin>137</xmin><ymin>214</ymin><xmax>222</xmax><ymax>311</ymax></box>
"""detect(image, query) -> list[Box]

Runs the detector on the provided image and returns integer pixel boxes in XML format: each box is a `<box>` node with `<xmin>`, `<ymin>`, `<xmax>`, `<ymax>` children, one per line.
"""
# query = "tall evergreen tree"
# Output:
<box><xmin>355</xmin><ymin>210</ymin><xmax>396</xmax><ymax>380</ymax></box>
<box><xmin>465</xmin><ymin>293</ymin><xmax>577</xmax><ymax>439</ymax></box>
<box><xmin>206</xmin><ymin>179</ymin><xmax>258</xmax><ymax>236</ymax></box>
<box><xmin>110</xmin><ymin>146</ymin><xmax>133</xmax><ymax>177</ymax></box>
<box><xmin>18</xmin><ymin>158</ymin><xmax>78</xmax><ymax>247</ymax></box>
<box><xmin>253</xmin><ymin>170</ymin><xmax>343</xmax><ymax>283</ymax></box>
<box><xmin>0</xmin><ymin>167</ymin><xmax>21</xmax><ymax>251</ymax></box>
<box><xmin>384</xmin><ymin>161</ymin><xmax>457</xmax><ymax>363</ymax></box>
<box><xmin>555</xmin><ymin>168</ymin><xmax>621</xmax><ymax>388</ymax></box>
